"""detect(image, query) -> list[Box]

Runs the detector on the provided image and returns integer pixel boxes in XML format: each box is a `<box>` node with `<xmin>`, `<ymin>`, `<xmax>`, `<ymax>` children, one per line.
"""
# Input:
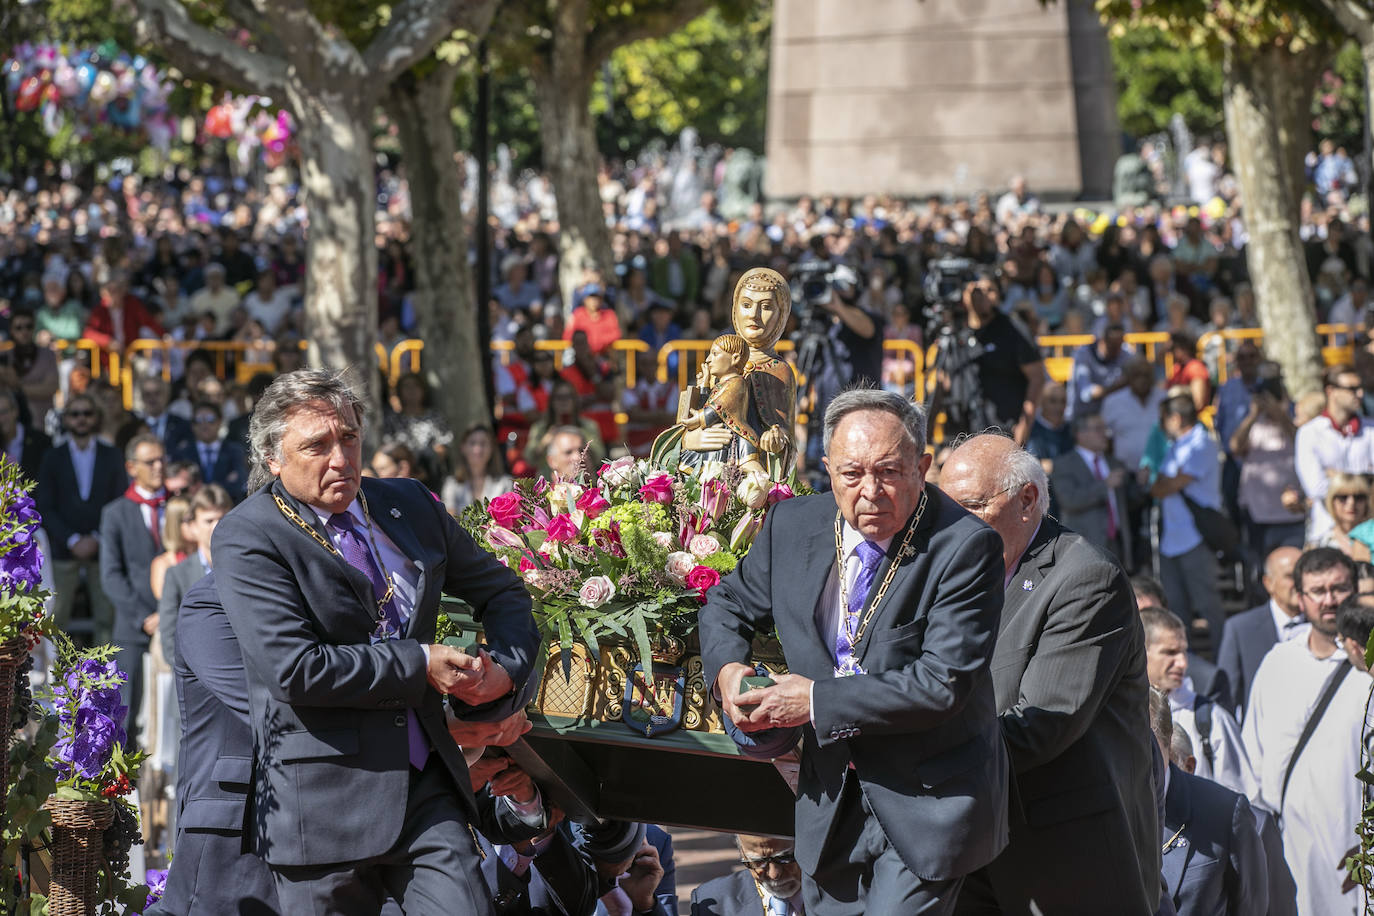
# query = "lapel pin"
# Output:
<box><xmin>1022</xmin><ymin>579</ymin><xmax>1034</xmax><ymax>591</ymax></box>
<box><xmin>390</xmin><ymin>508</ymin><xmax>402</xmax><ymax>519</ymax></box>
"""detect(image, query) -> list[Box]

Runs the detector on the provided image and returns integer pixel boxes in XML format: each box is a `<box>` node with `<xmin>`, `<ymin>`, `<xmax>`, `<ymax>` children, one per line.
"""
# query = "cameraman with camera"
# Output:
<box><xmin>932</xmin><ymin>272</ymin><xmax>1044</xmax><ymax>445</ymax></box>
<box><xmin>791</xmin><ymin>237</ymin><xmax>885</xmax><ymax>478</ymax></box>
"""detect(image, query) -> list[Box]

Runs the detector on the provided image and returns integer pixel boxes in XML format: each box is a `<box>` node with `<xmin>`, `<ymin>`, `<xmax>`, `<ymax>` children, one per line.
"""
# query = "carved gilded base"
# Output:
<box><xmin>532</xmin><ymin>637</ymin><xmax>786</xmax><ymax>736</ymax></box>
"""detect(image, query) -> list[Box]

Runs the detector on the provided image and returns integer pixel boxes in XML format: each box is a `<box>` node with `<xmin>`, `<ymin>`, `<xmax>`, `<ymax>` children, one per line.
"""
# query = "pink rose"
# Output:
<box><xmin>575</xmin><ymin>486</ymin><xmax>611</xmax><ymax>519</ymax></box>
<box><xmin>688</xmin><ymin>533</ymin><xmax>721</xmax><ymax>559</ymax></box>
<box><xmin>767</xmin><ymin>483</ymin><xmax>796</xmax><ymax>505</ymax></box>
<box><xmin>518</xmin><ymin>553</ymin><xmax>537</xmax><ymax>573</ymax></box>
<box><xmin>578</xmin><ymin>575</ymin><xmax>617</xmax><ymax>609</ymax></box>
<box><xmin>687</xmin><ymin>564</ymin><xmax>722</xmax><ymax>602</ymax></box>
<box><xmin>599</xmin><ymin>455</ymin><xmax>636</xmax><ymax>489</ymax></box>
<box><xmin>638</xmin><ymin>473</ymin><xmax>675</xmax><ymax>505</ymax></box>
<box><xmin>665</xmin><ymin>551</ymin><xmax>697</xmax><ymax>584</ymax></box>
<box><xmin>651</xmin><ymin>531</ymin><xmax>677</xmax><ymax>551</ymax></box>
<box><xmin>488</xmin><ymin>491</ymin><xmax>524</xmax><ymax>528</ymax></box>
<box><xmin>544</xmin><ymin>513</ymin><xmax>580</xmax><ymax>543</ymax></box>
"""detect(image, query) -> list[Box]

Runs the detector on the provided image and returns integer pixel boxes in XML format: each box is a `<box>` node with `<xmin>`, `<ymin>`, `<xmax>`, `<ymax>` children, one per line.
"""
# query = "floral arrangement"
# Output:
<box><xmin>45</xmin><ymin>637</ymin><xmax>149</xmax><ymax>913</ymax></box>
<box><xmin>462</xmin><ymin>457</ymin><xmax>799</xmax><ymax>674</ymax></box>
<box><xmin>0</xmin><ymin>457</ymin><xmax>52</xmax><ymax>648</ymax></box>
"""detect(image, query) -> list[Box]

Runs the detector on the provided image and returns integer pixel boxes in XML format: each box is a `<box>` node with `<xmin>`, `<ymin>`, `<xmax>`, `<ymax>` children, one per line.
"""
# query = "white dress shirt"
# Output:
<box><xmin>1168</xmin><ymin>676</ymin><xmax>1256</xmax><ymax>796</ymax></box>
<box><xmin>1294</xmin><ymin>414</ymin><xmax>1374</xmax><ymax>535</ymax></box>
<box><xmin>67</xmin><ymin>437</ymin><xmax>97</xmax><ymax>503</ymax></box>
<box><xmin>133</xmin><ymin>485</ymin><xmax>165</xmax><ymax>541</ymax></box>
<box><xmin>1270</xmin><ymin>599</ymin><xmax>1309</xmax><ymax>644</ymax></box>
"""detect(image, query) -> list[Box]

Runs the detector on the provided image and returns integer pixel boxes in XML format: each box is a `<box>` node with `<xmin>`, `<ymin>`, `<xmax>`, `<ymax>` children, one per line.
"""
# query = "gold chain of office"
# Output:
<box><xmin>273</xmin><ymin>490</ymin><xmax>398</xmax><ymax>613</ymax></box>
<box><xmin>834</xmin><ymin>490</ymin><xmax>927</xmax><ymax>651</ymax></box>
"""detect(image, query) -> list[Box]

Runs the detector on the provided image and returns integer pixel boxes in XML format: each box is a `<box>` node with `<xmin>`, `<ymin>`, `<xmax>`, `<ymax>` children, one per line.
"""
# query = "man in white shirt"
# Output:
<box><xmin>1101</xmin><ymin>358</ymin><xmax>1164</xmax><ymax>472</ymax></box>
<box><xmin>187</xmin><ymin>262</ymin><xmax>241</xmax><ymax>335</ymax></box>
<box><xmin>1294</xmin><ymin>364</ymin><xmax>1374</xmax><ymax>537</ymax></box>
<box><xmin>1242</xmin><ymin>548</ymin><xmax>1362</xmax><ymax>914</ymax></box>
<box><xmin>1141</xmin><ymin>607</ymin><xmax>1255</xmax><ymax>796</ymax></box>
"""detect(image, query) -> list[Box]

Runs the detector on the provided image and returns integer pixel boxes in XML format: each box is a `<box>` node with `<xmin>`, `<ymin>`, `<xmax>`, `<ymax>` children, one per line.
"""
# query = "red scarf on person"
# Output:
<box><xmin>1323</xmin><ymin>410</ymin><xmax>1362</xmax><ymax>437</ymax></box>
<box><xmin>124</xmin><ymin>484</ymin><xmax>167</xmax><ymax>548</ymax></box>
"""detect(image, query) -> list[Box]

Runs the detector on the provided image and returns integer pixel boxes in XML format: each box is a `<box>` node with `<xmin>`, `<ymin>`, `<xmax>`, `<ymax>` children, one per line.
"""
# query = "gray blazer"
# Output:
<box><xmin>700</xmin><ymin>487</ymin><xmax>1009</xmax><ymax>883</ymax></box>
<box><xmin>980</xmin><ymin>519</ymin><xmax>1160</xmax><ymax>915</ymax></box>
<box><xmin>158</xmin><ymin>553</ymin><xmax>207</xmax><ymax>670</ymax></box>
<box><xmin>1049</xmin><ymin>447</ymin><xmax>1134</xmax><ymax>569</ymax></box>
<box><xmin>1216</xmin><ymin>604</ymin><xmax>1280</xmax><ymax>717</ymax></box>
<box><xmin>211</xmin><ymin>476</ymin><xmax>541</xmax><ymax>868</ymax></box>
<box><xmin>1162</xmin><ymin>764</ymin><xmax>1268</xmax><ymax>916</ymax></box>
<box><xmin>99</xmin><ymin>496</ymin><xmax>160</xmax><ymax>649</ymax></box>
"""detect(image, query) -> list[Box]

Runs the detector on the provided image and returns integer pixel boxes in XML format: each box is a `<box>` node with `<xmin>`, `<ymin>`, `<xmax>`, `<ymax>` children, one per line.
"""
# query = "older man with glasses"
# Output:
<box><xmin>691</xmin><ymin>834</ymin><xmax>806</xmax><ymax>915</ymax></box>
<box><xmin>1295</xmin><ymin>364</ymin><xmax>1374</xmax><ymax>538</ymax></box>
<box><xmin>1241</xmin><ymin>547</ymin><xmax>1359</xmax><ymax>913</ymax></box>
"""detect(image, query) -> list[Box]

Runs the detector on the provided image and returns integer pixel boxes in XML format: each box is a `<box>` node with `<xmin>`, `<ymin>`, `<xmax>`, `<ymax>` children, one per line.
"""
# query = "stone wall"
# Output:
<box><xmin>764</xmin><ymin>0</ymin><xmax>1120</xmax><ymax>200</ymax></box>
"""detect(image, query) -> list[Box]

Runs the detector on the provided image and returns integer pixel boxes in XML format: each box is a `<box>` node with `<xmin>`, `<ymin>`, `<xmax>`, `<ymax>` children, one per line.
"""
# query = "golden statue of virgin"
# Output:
<box><xmin>651</xmin><ymin>268</ymin><xmax>797</xmax><ymax>477</ymax></box>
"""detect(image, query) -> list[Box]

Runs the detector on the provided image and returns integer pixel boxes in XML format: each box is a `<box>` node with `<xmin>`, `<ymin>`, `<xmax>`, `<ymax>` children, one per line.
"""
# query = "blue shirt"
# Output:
<box><xmin>1160</xmin><ymin>423</ymin><xmax>1221</xmax><ymax>557</ymax></box>
<box><xmin>1214</xmin><ymin>377</ymin><xmax>1253</xmax><ymax>456</ymax></box>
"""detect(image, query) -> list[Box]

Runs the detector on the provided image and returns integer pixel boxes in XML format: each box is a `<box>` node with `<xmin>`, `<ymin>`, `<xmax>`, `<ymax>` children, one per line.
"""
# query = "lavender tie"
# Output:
<box><xmin>329</xmin><ymin>512</ymin><xmax>429</xmax><ymax>770</ymax></box>
<box><xmin>835</xmin><ymin>539</ymin><xmax>885</xmax><ymax>676</ymax></box>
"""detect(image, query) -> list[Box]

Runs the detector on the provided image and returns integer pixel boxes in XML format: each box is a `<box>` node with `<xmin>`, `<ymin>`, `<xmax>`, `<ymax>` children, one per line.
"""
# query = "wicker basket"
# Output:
<box><xmin>43</xmin><ymin>797</ymin><xmax>114</xmax><ymax>916</ymax></box>
<box><xmin>0</xmin><ymin>637</ymin><xmax>27</xmax><ymax>823</ymax></box>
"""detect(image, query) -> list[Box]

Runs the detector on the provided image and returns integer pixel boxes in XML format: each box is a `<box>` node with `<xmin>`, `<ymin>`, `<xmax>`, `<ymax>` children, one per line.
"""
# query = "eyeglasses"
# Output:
<box><xmin>1334</xmin><ymin>493</ymin><xmax>1369</xmax><ymax>504</ymax></box>
<box><xmin>65</xmin><ymin>410</ymin><xmax>95</xmax><ymax>419</ymax></box>
<box><xmin>1300</xmin><ymin>583</ymin><xmax>1354</xmax><ymax>600</ymax></box>
<box><xmin>1330</xmin><ymin>383</ymin><xmax>1365</xmax><ymax>393</ymax></box>
<box><xmin>956</xmin><ymin>485</ymin><xmax>1019</xmax><ymax>513</ymax></box>
<box><xmin>740</xmin><ymin>852</ymin><xmax>796</xmax><ymax>870</ymax></box>
<box><xmin>131</xmin><ymin>457</ymin><xmax>166</xmax><ymax>466</ymax></box>
<box><xmin>193</xmin><ymin>414</ymin><xmax>219</xmax><ymax>424</ymax></box>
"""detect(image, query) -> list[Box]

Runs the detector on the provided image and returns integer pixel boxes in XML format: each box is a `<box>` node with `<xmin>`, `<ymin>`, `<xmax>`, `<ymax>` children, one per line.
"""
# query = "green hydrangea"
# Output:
<box><xmin>590</xmin><ymin>501</ymin><xmax>670</xmax><ymax>534</ymax></box>
<box><xmin>699</xmin><ymin>551</ymin><xmax>738</xmax><ymax>574</ymax></box>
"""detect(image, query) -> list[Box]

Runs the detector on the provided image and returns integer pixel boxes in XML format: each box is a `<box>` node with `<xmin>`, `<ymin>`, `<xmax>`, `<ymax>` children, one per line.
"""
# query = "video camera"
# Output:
<box><xmin>790</xmin><ymin>256</ymin><xmax>860</xmax><ymax>329</ymax></box>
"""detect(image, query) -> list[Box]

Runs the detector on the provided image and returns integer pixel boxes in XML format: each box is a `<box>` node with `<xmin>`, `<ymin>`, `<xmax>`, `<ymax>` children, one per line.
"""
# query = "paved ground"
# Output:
<box><xmin>669</xmin><ymin>828</ymin><xmax>743</xmax><ymax>912</ymax></box>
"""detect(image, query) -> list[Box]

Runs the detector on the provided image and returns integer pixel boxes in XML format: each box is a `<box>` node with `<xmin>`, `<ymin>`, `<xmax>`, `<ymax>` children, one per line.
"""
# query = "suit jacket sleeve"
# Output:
<box><xmin>999</xmin><ymin>555</ymin><xmax>1141</xmax><ymax>772</ymax></box>
<box><xmin>157</xmin><ymin>564</ymin><xmax>183</xmax><ymax>668</ymax></box>
<box><xmin>811</xmin><ymin>525</ymin><xmax>1005</xmax><ymax>740</ymax></box>
<box><xmin>698</xmin><ymin>503</ymin><xmax>786</xmax><ymax>689</ymax></box>
<box><xmin>531</xmin><ymin>826</ymin><xmax>600</xmax><ymax>916</ymax></box>
<box><xmin>1227</xmin><ymin>793</ymin><xmax>1267</xmax><ymax>916</ymax></box>
<box><xmin>1215</xmin><ymin>622</ymin><xmax>1247</xmax><ymax>715</ymax></box>
<box><xmin>98</xmin><ymin>503</ymin><xmax>146</xmax><ymax>617</ymax></box>
<box><xmin>177</xmin><ymin>577</ymin><xmax>252</xmax><ymax>720</ymax></box>
<box><xmin>213</xmin><ymin>512</ymin><xmax>430</xmax><ymax>710</ymax></box>
<box><xmin>425</xmin><ymin>481</ymin><xmax>541</xmax><ymax>721</ymax></box>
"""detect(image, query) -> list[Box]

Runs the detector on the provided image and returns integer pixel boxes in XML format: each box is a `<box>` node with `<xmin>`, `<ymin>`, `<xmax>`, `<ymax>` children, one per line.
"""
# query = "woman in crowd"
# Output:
<box><xmin>370</xmin><ymin>441</ymin><xmax>420</xmax><ymax>482</ymax></box>
<box><xmin>1309</xmin><ymin>472</ymin><xmax>1373</xmax><ymax>561</ymax></box>
<box><xmin>383</xmin><ymin>371</ymin><xmax>454</xmax><ymax>479</ymax></box>
<box><xmin>443</xmin><ymin>425</ymin><xmax>513</xmax><ymax>515</ymax></box>
<box><xmin>1231</xmin><ymin>376</ymin><xmax>1306</xmax><ymax>558</ymax></box>
<box><xmin>524</xmin><ymin>379</ymin><xmax>604</xmax><ymax>477</ymax></box>
<box><xmin>150</xmin><ymin>494</ymin><xmax>194</xmax><ymax>602</ymax></box>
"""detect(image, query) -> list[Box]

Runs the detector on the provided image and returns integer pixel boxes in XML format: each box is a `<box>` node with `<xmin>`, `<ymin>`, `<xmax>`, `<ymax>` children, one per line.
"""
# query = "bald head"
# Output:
<box><xmin>940</xmin><ymin>434</ymin><xmax>1047</xmax><ymax>575</ymax></box>
<box><xmin>1263</xmin><ymin>546</ymin><xmax>1302</xmax><ymax>617</ymax></box>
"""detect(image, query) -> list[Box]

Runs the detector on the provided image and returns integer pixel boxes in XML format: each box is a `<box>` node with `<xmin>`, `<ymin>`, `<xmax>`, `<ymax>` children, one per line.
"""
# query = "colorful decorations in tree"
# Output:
<box><xmin>3</xmin><ymin>42</ymin><xmax>175</xmax><ymax>149</ymax></box>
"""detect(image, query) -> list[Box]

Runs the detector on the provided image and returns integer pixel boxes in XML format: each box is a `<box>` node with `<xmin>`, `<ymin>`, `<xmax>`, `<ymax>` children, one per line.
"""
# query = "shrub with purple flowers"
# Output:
<box><xmin>0</xmin><ymin>456</ymin><xmax>52</xmax><ymax>647</ymax></box>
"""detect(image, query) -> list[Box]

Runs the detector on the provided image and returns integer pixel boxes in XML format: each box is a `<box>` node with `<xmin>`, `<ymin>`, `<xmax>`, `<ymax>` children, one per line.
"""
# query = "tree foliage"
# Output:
<box><xmin>1110</xmin><ymin>25</ymin><xmax>1225</xmax><ymax>140</ymax></box>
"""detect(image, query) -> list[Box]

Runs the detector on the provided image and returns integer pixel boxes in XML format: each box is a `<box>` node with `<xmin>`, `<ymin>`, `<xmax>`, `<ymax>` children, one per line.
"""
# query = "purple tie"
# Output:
<box><xmin>329</xmin><ymin>512</ymin><xmax>429</xmax><ymax>770</ymax></box>
<box><xmin>835</xmin><ymin>540</ymin><xmax>885</xmax><ymax>675</ymax></box>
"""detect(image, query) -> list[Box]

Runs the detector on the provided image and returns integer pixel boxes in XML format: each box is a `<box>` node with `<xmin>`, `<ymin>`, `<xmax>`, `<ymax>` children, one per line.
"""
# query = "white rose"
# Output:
<box><xmin>651</xmin><ymin>531</ymin><xmax>677</xmax><ymax>551</ymax></box>
<box><xmin>698</xmin><ymin>460</ymin><xmax>726</xmax><ymax>483</ymax></box>
<box><xmin>666</xmin><ymin>551</ymin><xmax>697</xmax><ymax>584</ymax></box>
<box><xmin>600</xmin><ymin>456</ymin><xmax>637</xmax><ymax>489</ymax></box>
<box><xmin>579</xmin><ymin>575</ymin><xmax>617</xmax><ymax>609</ymax></box>
<box><xmin>736</xmin><ymin>472</ymin><xmax>771</xmax><ymax>510</ymax></box>
<box><xmin>548</xmin><ymin>481</ymin><xmax>584</xmax><ymax>511</ymax></box>
<box><xmin>688</xmin><ymin>533</ymin><xmax>721</xmax><ymax>558</ymax></box>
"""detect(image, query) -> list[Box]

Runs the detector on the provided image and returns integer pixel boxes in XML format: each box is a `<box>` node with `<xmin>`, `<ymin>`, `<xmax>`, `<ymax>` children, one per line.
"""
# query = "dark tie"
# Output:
<box><xmin>327</xmin><ymin>511</ymin><xmax>428</xmax><ymax>769</ymax></box>
<box><xmin>1094</xmin><ymin>454</ymin><xmax>1118</xmax><ymax>539</ymax></box>
<box><xmin>835</xmin><ymin>539</ymin><xmax>885</xmax><ymax>675</ymax></box>
<box><xmin>200</xmin><ymin>443</ymin><xmax>217</xmax><ymax>480</ymax></box>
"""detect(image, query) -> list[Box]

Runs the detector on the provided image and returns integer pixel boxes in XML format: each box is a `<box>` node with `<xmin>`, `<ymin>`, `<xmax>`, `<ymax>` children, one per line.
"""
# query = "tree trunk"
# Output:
<box><xmin>1364</xmin><ymin>42</ymin><xmax>1374</xmax><ymax>201</ymax></box>
<box><xmin>387</xmin><ymin>65</ymin><xmax>492</xmax><ymax>442</ymax></box>
<box><xmin>1223</xmin><ymin>46</ymin><xmax>1323</xmax><ymax>397</ymax></box>
<box><xmin>1268</xmin><ymin>42</ymin><xmax>1329</xmax><ymax>214</ymax></box>
<box><xmin>289</xmin><ymin>84</ymin><xmax>384</xmax><ymax>445</ymax></box>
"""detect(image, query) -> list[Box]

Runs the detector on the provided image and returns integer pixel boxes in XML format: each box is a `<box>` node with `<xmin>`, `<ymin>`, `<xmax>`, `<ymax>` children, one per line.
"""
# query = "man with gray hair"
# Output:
<box><xmin>210</xmin><ymin>368</ymin><xmax>543</xmax><ymax>914</ymax></box>
<box><xmin>701</xmin><ymin>388</ymin><xmax>1009</xmax><ymax>914</ymax></box>
<box><xmin>942</xmin><ymin>433</ymin><xmax>1158</xmax><ymax>915</ymax></box>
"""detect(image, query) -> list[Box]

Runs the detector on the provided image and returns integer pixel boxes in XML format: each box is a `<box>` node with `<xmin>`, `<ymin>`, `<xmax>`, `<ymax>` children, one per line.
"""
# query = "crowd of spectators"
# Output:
<box><xmin>8</xmin><ymin>135</ymin><xmax>1374</xmax><ymax>909</ymax></box>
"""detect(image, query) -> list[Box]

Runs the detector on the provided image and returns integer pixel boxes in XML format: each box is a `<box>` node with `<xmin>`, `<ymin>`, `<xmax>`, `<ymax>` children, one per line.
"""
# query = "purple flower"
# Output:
<box><xmin>0</xmin><ymin>535</ymin><xmax>43</xmax><ymax>590</ymax></box>
<box><xmin>145</xmin><ymin>869</ymin><xmax>168</xmax><ymax>907</ymax></box>
<box><xmin>54</xmin><ymin>707</ymin><xmax>125</xmax><ymax>779</ymax></box>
